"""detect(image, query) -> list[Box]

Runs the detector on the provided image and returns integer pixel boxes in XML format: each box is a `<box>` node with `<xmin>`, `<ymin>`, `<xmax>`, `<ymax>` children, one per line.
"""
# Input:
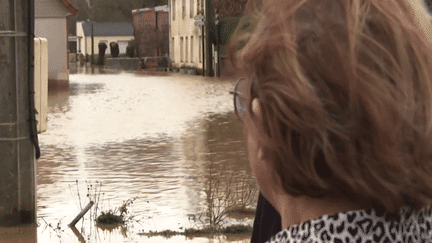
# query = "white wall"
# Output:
<box><xmin>118</xmin><ymin>41</ymin><xmax>128</xmax><ymax>54</ymax></box>
<box><xmin>170</xmin><ymin>0</ymin><xmax>203</xmax><ymax>68</ymax></box>
<box><xmin>35</xmin><ymin>0</ymin><xmax>68</xmax><ymax>18</ymax></box>
<box><xmin>35</xmin><ymin>18</ymin><xmax>69</xmax><ymax>81</ymax></box>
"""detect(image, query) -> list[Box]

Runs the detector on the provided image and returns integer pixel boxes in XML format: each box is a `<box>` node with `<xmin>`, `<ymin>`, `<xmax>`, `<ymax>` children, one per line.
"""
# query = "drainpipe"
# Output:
<box><xmin>28</xmin><ymin>0</ymin><xmax>40</xmax><ymax>159</ymax></box>
<box><xmin>66</xmin><ymin>14</ymin><xmax>71</xmax><ymax>70</ymax></box>
<box><xmin>202</xmin><ymin>25</ymin><xmax>205</xmax><ymax>76</ymax></box>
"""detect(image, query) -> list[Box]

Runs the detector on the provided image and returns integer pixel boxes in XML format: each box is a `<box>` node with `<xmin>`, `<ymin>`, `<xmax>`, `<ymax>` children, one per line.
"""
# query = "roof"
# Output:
<box><xmin>58</xmin><ymin>0</ymin><xmax>79</xmax><ymax>15</ymax></box>
<box><xmin>81</xmin><ymin>22</ymin><xmax>134</xmax><ymax>37</ymax></box>
<box><xmin>132</xmin><ymin>5</ymin><xmax>169</xmax><ymax>14</ymax></box>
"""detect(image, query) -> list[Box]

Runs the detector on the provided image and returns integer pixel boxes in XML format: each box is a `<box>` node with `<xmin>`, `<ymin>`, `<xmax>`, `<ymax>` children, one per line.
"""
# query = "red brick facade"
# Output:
<box><xmin>211</xmin><ymin>0</ymin><xmax>247</xmax><ymax>18</ymax></box>
<box><xmin>210</xmin><ymin>0</ymin><xmax>246</xmax><ymax>77</ymax></box>
<box><xmin>132</xmin><ymin>8</ymin><xmax>169</xmax><ymax>60</ymax></box>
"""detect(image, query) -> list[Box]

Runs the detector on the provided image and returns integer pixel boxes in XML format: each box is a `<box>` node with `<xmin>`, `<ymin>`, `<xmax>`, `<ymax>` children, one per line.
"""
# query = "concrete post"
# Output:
<box><xmin>0</xmin><ymin>0</ymin><xmax>37</xmax><ymax>226</ymax></box>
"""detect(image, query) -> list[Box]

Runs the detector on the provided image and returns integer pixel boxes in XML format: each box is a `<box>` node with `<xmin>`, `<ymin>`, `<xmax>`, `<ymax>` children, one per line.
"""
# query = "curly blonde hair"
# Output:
<box><xmin>230</xmin><ymin>0</ymin><xmax>432</xmax><ymax>214</ymax></box>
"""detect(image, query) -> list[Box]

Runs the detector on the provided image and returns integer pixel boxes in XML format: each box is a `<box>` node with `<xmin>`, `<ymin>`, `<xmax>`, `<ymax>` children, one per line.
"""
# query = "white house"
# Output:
<box><xmin>170</xmin><ymin>0</ymin><xmax>205</xmax><ymax>71</ymax></box>
<box><xmin>76</xmin><ymin>22</ymin><xmax>134</xmax><ymax>56</ymax></box>
<box><xmin>35</xmin><ymin>0</ymin><xmax>78</xmax><ymax>88</ymax></box>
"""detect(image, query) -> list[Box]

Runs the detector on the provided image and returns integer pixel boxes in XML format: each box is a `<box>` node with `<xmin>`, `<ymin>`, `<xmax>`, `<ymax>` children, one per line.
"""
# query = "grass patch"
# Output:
<box><xmin>185</xmin><ymin>224</ymin><xmax>253</xmax><ymax>236</ymax></box>
<box><xmin>96</xmin><ymin>211</ymin><xmax>124</xmax><ymax>225</ymax></box>
<box><xmin>221</xmin><ymin>225</ymin><xmax>253</xmax><ymax>234</ymax></box>
<box><xmin>138</xmin><ymin>224</ymin><xmax>252</xmax><ymax>238</ymax></box>
<box><xmin>138</xmin><ymin>229</ymin><xmax>181</xmax><ymax>238</ymax></box>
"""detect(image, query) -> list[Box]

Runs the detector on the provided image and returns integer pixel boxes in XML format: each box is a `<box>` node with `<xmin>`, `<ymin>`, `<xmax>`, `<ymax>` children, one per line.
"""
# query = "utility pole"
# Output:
<box><xmin>0</xmin><ymin>0</ymin><xmax>38</xmax><ymax>226</ymax></box>
<box><xmin>202</xmin><ymin>25</ymin><xmax>205</xmax><ymax>76</ymax></box>
<box><xmin>197</xmin><ymin>0</ymin><xmax>205</xmax><ymax>76</ymax></box>
<box><xmin>214</xmin><ymin>8</ymin><xmax>220</xmax><ymax>77</ymax></box>
<box><xmin>204</xmin><ymin>0</ymin><xmax>213</xmax><ymax>76</ymax></box>
<box><xmin>91</xmin><ymin>21</ymin><xmax>94</xmax><ymax>65</ymax></box>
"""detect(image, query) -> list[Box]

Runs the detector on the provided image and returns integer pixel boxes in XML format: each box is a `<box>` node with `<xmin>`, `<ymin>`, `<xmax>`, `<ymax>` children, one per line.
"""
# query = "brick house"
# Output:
<box><xmin>132</xmin><ymin>5</ymin><xmax>169</xmax><ymax>69</ymax></box>
<box><xmin>211</xmin><ymin>0</ymin><xmax>246</xmax><ymax>77</ymax></box>
<box><xmin>211</xmin><ymin>0</ymin><xmax>246</xmax><ymax>18</ymax></box>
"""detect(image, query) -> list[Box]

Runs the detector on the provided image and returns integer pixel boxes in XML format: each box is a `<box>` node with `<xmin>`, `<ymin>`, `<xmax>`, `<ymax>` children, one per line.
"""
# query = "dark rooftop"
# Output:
<box><xmin>82</xmin><ymin>22</ymin><xmax>134</xmax><ymax>37</ymax></box>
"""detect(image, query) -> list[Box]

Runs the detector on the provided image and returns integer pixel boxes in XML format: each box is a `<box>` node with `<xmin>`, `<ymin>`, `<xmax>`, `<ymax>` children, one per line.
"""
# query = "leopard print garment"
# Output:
<box><xmin>266</xmin><ymin>206</ymin><xmax>432</xmax><ymax>243</ymax></box>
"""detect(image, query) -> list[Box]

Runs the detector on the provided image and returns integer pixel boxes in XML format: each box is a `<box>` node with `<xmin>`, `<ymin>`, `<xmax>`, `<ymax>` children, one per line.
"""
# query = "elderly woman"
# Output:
<box><xmin>229</xmin><ymin>0</ymin><xmax>432</xmax><ymax>242</ymax></box>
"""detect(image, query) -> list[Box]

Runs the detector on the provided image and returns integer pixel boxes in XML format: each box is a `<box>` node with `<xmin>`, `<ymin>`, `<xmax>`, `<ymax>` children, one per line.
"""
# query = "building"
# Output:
<box><xmin>132</xmin><ymin>6</ymin><xmax>169</xmax><ymax>57</ymax></box>
<box><xmin>76</xmin><ymin>21</ymin><xmax>134</xmax><ymax>57</ymax></box>
<box><xmin>170</xmin><ymin>0</ymin><xmax>204</xmax><ymax>72</ymax></box>
<box><xmin>169</xmin><ymin>0</ymin><xmax>246</xmax><ymax>76</ymax></box>
<box><xmin>211</xmin><ymin>0</ymin><xmax>247</xmax><ymax>18</ymax></box>
<box><xmin>35</xmin><ymin>0</ymin><xmax>78</xmax><ymax>88</ymax></box>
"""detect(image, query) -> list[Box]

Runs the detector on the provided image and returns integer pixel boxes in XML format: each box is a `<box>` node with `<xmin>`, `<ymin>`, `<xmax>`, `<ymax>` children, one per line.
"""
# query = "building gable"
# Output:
<box><xmin>36</xmin><ymin>0</ymin><xmax>78</xmax><ymax>18</ymax></box>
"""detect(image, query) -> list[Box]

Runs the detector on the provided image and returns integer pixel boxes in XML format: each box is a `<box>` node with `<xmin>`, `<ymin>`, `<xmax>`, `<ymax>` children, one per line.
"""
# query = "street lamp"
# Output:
<box><xmin>87</xmin><ymin>19</ymin><xmax>94</xmax><ymax>65</ymax></box>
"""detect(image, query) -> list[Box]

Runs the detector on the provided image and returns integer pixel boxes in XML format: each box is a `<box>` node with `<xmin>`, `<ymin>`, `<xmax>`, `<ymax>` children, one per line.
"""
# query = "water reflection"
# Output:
<box><xmin>36</xmin><ymin>73</ymin><xmax>256</xmax><ymax>243</ymax></box>
<box><xmin>69</xmin><ymin>82</ymin><xmax>105</xmax><ymax>96</ymax></box>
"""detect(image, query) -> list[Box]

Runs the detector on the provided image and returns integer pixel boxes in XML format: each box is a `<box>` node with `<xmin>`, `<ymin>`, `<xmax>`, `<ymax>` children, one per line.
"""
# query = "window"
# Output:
<box><xmin>78</xmin><ymin>38</ymin><xmax>81</xmax><ymax>53</ymax></box>
<box><xmin>180</xmin><ymin>37</ymin><xmax>184</xmax><ymax>62</ymax></box>
<box><xmin>171</xmin><ymin>37</ymin><xmax>175</xmax><ymax>62</ymax></box>
<box><xmin>172</xmin><ymin>0</ymin><xmax>176</xmax><ymax>20</ymax></box>
<box><xmin>182</xmin><ymin>0</ymin><xmax>186</xmax><ymax>19</ymax></box>
<box><xmin>190</xmin><ymin>0</ymin><xmax>194</xmax><ymax>18</ymax></box>
<box><xmin>197</xmin><ymin>0</ymin><xmax>201</xmax><ymax>15</ymax></box>
<box><xmin>199</xmin><ymin>35</ymin><xmax>202</xmax><ymax>63</ymax></box>
<box><xmin>190</xmin><ymin>36</ymin><xmax>194</xmax><ymax>63</ymax></box>
<box><xmin>155</xmin><ymin>12</ymin><xmax>159</xmax><ymax>30</ymax></box>
<box><xmin>185</xmin><ymin>37</ymin><xmax>188</xmax><ymax>62</ymax></box>
<box><xmin>118</xmin><ymin>41</ymin><xmax>128</xmax><ymax>54</ymax></box>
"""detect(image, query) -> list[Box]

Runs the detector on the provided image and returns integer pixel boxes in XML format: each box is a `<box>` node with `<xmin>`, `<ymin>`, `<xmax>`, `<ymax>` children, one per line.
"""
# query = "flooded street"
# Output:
<box><xmin>36</xmin><ymin>71</ymin><xmax>257</xmax><ymax>243</ymax></box>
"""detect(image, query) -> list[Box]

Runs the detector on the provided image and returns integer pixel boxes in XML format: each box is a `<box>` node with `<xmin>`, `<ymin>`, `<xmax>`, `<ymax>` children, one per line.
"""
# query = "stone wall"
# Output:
<box><xmin>105</xmin><ymin>57</ymin><xmax>140</xmax><ymax>70</ymax></box>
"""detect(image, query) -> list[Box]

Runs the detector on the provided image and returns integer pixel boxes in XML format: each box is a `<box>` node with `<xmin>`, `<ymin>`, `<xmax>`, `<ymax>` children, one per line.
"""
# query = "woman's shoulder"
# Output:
<box><xmin>266</xmin><ymin>205</ymin><xmax>432</xmax><ymax>243</ymax></box>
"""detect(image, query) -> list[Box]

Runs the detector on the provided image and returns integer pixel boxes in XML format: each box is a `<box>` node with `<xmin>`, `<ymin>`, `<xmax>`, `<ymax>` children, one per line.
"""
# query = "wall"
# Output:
<box><xmin>0</xmin><ymin>0</ymin><xmax>36</xmax><ymax>226</ymax></box>
<box><xmin>170</xmin><ymin>0</ymin><xmax>204</xmax><ymax>69</ymax></box>
<box><xmin>170</xmin><ymin>0</ymin><xmax>245</xmax><ymax>73</ymax></box>
<box><xmin>35</xmin><ymin>0</ymin><xmax>68</xmax><ymax>18</ymax></box>
<box><xmin>35</xmin><ymin>18</ymin><xmax>69</xmax><ymax>83</ymax></box>
<box><xmin>211</xmin><ymin>0</ymin><xmax>246</xmax><ymax>18</ymax></box>
<box><xmin>133</xmin><ymin>9</ymin><xmax>169</xmax><ymax>58</ymax></box>
<box><xmin>105</xmin><ymin>57</ymin><xmax>140</xmax><ymax>70</ymax></box>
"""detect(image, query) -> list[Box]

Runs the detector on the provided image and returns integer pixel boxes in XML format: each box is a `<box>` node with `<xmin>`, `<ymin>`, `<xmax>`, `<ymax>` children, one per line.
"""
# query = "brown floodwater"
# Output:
<box><xmin>31</xmin><ymin>70</ymin><xmax>257</xmax><ymax>243</ymax></box>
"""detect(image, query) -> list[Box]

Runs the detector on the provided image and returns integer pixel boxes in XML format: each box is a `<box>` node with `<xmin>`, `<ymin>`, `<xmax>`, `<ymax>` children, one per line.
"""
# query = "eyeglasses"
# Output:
<box><xmin>230</xmin><ymin>77</ymin><xmax>253</xmax><ymax>123</ymax></box>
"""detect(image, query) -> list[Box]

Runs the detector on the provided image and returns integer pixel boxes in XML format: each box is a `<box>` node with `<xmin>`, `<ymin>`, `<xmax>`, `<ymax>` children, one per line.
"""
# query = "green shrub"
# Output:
<box><xmin>97</xmin><ymin>42</ymin><xmax>108</xmax><ymax>65</ymax></box>
<box><xmin>110</xmin><ymin>42</ymin><xmax>119</xmax><ymax>58</ymax></box>
<box><xmin>126</xmin><ymin>39</ymin><xmax>136</xmax><ymax>58</ymax></box>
